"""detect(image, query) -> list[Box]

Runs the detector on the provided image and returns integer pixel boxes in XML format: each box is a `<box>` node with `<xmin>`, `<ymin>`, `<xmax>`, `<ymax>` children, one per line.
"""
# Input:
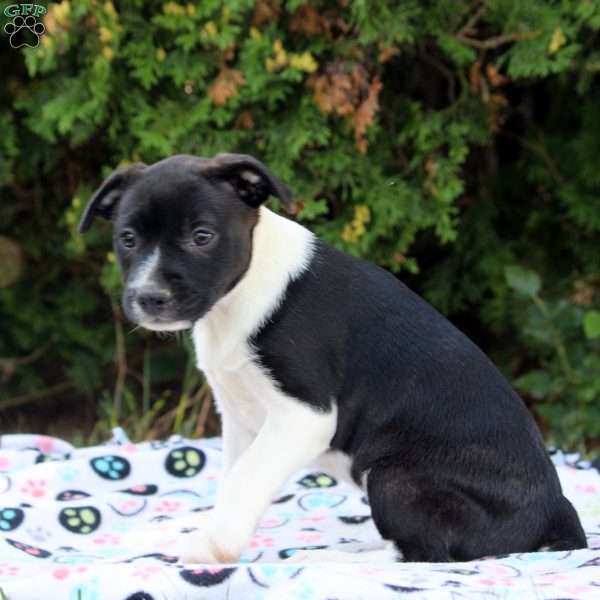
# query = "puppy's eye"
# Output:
<box><xmin>192</xmin><ymin>228</ymin><xmax>214</xmax><ymax>246</ymax></box>
<box><xmin>119</xmin><ymin>230</ymin><xmax>136</xmax><ymax>249</ymax></box>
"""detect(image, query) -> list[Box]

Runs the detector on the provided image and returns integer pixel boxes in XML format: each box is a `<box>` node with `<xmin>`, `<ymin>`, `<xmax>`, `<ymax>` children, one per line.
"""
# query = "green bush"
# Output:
<box><xmin>1</xmin><ymin>0</ymin><xmax>599</xmax><ymax>450</ymax></box>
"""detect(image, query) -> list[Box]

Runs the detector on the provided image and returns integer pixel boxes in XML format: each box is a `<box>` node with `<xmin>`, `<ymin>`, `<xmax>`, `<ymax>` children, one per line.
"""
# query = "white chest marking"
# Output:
<box><xmin>192</xmin><ymin>207</ymin><xmax>316</xmax><ymax>432</ymax></box>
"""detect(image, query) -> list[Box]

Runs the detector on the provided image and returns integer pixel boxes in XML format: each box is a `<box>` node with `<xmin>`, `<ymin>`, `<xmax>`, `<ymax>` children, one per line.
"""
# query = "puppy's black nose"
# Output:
<box><xmin>136</xmin><ymin>287</ymin><xmax>172</xmax><ymax>316</ymax></box>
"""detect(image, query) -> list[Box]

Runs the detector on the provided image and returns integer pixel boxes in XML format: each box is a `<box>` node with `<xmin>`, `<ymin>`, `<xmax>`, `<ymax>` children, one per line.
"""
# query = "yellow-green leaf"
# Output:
<box><xmin>548</xmin><ymin>28</ymin><xmax>566</xmax><ymax>55</ymax></box>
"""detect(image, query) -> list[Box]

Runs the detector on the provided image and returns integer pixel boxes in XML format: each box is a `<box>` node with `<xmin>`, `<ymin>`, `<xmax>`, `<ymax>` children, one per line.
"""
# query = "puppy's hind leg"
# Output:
<box><xmin>541</xmin><ymin>496</ymin><xmax>587</xmax><ymax>551</ymax></box>
<box><xmin>366</xmin><ymin>462</ymin><xmax>456</xmax><ymax>563</ymax></box>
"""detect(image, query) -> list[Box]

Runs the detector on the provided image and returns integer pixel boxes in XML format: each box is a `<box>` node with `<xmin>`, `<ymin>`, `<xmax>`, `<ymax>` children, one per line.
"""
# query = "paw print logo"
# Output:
<box><xmin>4</xmin><ymin>15</ymin><xmax>45</xmax><ymax>49</ymax></box>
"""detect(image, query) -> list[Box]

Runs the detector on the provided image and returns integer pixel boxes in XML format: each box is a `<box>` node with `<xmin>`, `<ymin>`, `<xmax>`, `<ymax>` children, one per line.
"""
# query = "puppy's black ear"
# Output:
<box><xmin>78</xmin><ymin>163</ymin><xmax>146</xmax><ymax>233</ymax></box>
<box><xmin>200</xmin><ymin>153</ymin><xmax>293</xmax><ymax>209</ymax></box>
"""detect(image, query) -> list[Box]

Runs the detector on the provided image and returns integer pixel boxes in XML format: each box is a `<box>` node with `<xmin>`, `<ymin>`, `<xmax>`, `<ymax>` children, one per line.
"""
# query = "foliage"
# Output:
<box><xmin>1</xmin><ymin>0</ymin><xmax>599</xmax><ymax>450</ymax></box>
<box><xmin>505</xmin><ymin>266</ymin><xmax>600</xmax><ymax>451</ymax></box>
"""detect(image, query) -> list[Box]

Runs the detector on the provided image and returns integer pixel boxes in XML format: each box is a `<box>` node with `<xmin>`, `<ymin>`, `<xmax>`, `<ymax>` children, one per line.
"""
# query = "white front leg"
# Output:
<box><xmin>220</xmin><ymin>409</ymin><xmax>256</xmax><ymax>475</ymax></box>
<box><xmin>179</xmin><ymin>400</ymin><xmax>337</xmax><ymax>563</ymax></box>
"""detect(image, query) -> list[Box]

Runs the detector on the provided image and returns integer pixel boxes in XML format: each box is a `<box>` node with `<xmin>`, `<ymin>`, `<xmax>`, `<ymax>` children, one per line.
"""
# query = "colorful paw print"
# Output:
<box><xmin>120</xmin><ymin>484</ymin><xmax>158</xmax><ymax>496</ymax></box>
<box><xmin>179</xmin><ymin>567</ymin><xmax>236</xmax><ymax>587</ymax></box>
<box><xmin>52</xmin><ymin>565</ymin><xmax>88</xmax><ymax>581</ymax></box>
<box><xmin>258</xmin><ymin>516</ymin><xmax>289</xmax><ymax>529</ymax></box>
<box><xmin>54</xmin><ymin>554</ymin><xmax>95</xmax><ymax>565</ymax></box>
<box><xmin>249</xmin><ymin>534</ymin><xmax>275</xmax><ymax>549</ymax></box>
<box><xmin>92</xmin><ymin>532</ymin><xmax>120</xmax><ymax>546</ymax></box>
<box><xmin>0</xmin><ymin>507</ymin><xmax>24</xmax><ymax>531</ymax></box>
<box><xmin>149</xmin><ymin>515</ymin><xmax>172</xmax><ymax>523</ymax></box>
<box><xmin>90</xmin><ymin>455</ymin><xmax>131</xmax><ymax>480</ymax></box>
<box><xmin>56</xmin><ymin>490</ymin><xmax>92</xmax><ymax>502</ymax></box>
<box><xmin>58</xmin><ymin>465</ymin><xmax>80</xmax><ymax>482</ymax></box>
<box><xmin>132</xmin><ymin>564</ymin><xmax>161</xmax><ymax>580</ymax></box>
<box><xmin>296</xmin><ymin>581</ymin><xmax>319</xmax><ymax>600</ymax></box>
<box><xmin>297</xmin><ymin>472</ymin><xmax>337</xmax><ymax>488</ymax></box>
<box><xmin>26</xmin><ymin>525</ymin><xmax>52</xmax><ymax>542</ymax></box>
<box><xmin>338</xmin><ymin>515</ymin><xmax>371</xmax><ymax>525</ymax></box>
<box><xmin>0</xmin><ymin>561</ymin><xmax>20</xmax><ymax>577</ymax></box>
<box><xmin>58</xmin><ymin>507</ymin><xmax>101</xmax><ymax>535</ymax></box>
<box><xmin>278</xmin><ymin>545</ymin><xmax>328</xmax><ymax>559</ymax></box>
<box><xmin>298</xmin><ymin>492</ymin><xmax>347</xmax><ymax>511</ymax></box>
<box><xmin>299</xmin><ymin>515</ymin><xmax>326</xmax><ymax>524</ymax></box>
<box><xmin>109</xmin><ymin>497</ymin><xmax>147</xmax><ymax>517</ymax></box>
<box><xmin>20</xmin><ymin>479</ymin><xmax>47</xmax><ymax>498</ymax></box>
<box><xmin>5</xmin><ymin>538</ymin><xmax>51</xmax><ymax>558</ymax></box>
<box><xmin>154</xmin><ymin>499</ymin><xmax>181</xmax><ymax>513</ymax></box>
<box><xmin>68</xmin><ymin>575</ymin><xmax>101</xmax><ymax>600</ymax></box>
<box><xmin>164</xmin><ymin>447</ymin><xmax>205</xmax><ymax>478</ymax></box>
<box><xmin>296</xmin><ymin>531</ymin><xmax>323</xmax><ymax>544</ymax></box>
<box><xmin>273</xmin><ymin>493</ymin><xmax>295</xmax><ymax>504</ymax></box>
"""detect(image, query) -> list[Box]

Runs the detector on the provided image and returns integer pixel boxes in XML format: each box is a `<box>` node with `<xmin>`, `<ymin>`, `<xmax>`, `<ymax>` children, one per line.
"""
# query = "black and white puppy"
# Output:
<box><xmin>80</xmin><ymin>153</ymin><xmax>586</xmax><ymax>564</ymax></box>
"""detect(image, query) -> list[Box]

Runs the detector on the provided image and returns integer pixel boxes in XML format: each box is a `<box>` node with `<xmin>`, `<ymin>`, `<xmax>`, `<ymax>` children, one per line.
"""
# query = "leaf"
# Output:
<box><xmin>515</xmin><ymin>370</ymin><xmax>553</xmax><ymax>400</ymax></box>
<box><xmin>0</xmin><ymin>236</ymin><xmax>24</xmax><ymax>288</ymax></box>
<box><xmin>235</xmin><ymin>110</ymin><xmax>255</xmax><ymax>130</ymax></box>
<box><xmin>252</xmin><ymin>0</ymin><xmax>280</xmax><ymax>26</ymax></box>
<box><xmin>308</xmin><ymin>62</ymin><xmax>380</xmax><ymax>152</ymax></box>
<box><xmin>298</xmin><ymin>198</ymin><xmax>328</xmax><ymax>220</ymax></box>
<box><xmin>289</xmin><ymin>52</ymin><xmax>318</xmax><ymax>73</ymax></box>
<box><xmin>351</xmin><ymin>77</ymin><xmax>382</xmax><ymax>153</ymax></box>
<box><xmin>504</xmin><ymin>265</ymin><xmax>541</xmax><ymax>297</ymax></box>
<box><xmin>548</xmin><ymin>28</ymin><xmax>566</xmax><ymax>55</ymax></box>
<box><xmin>207</xmin><ymin>68</ymin><xmax>244</xmax><ymax>106</ymax></box>
<box><xmin>486</xmin><ymin>64</ymin><xmax>510</xmax><ymax>87</ymax></box>
<box><xmin>289</xmin><ymin>5</ymin><xmax>326</xmax><ymax>35</ymax></box>
<box><xmin>308</xmin><ymin>61</ymin><xmax>370</xmax><ymax>114</ymax></box>
<box><xmin>583</xmin><ymin>310</ymin><xmax>600</xmax><ymax>339</ymax></box>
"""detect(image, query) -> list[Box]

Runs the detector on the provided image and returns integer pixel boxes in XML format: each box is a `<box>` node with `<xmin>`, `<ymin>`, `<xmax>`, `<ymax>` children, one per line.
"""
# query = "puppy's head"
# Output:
<box><xmin>79</xmin><ymin>153</ymin><xmax>293</xmax><ymax>331</ymax></box>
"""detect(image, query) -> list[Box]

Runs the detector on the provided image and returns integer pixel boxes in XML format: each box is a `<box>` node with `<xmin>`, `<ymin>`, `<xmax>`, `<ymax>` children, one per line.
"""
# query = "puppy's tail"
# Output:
<box><xmin>542</xmin><ymin>496</ymin><xmax>587</xmax><ymax>551</ymax></box>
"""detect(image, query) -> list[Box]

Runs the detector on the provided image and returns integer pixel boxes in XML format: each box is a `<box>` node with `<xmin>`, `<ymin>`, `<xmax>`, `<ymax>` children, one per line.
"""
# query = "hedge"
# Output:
<box><xmin>1</xmin><ymin>0</ymin><xmax>599</xmax><ymax>450</ymax></box>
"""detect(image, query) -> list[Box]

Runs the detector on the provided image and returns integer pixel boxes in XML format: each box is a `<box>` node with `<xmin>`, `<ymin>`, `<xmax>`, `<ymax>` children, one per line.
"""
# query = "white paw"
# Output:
<box><xmin>173</xmin><ymin>531</ymin><xmax>220</xmax><ymax>564</ymax></box>
<box><xmin>122</xmin><ymin>511</ymin><xmax>213</xmax><ymax>556</ymax></box>
<box><xmin>174</xmin><ymin>529</ymin><xmax>243</xmax><ymax>564</ymax></box>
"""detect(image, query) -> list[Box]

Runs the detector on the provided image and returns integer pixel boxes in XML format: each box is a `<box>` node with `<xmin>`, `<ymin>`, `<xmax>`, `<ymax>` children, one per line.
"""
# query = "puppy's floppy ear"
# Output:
<box><xmin>199</xmin><ymin>153</ymin><xmax>293</xmax><ymax>209</ymax></box>
<box><xmin>78</xmin><ymin>163</ymin><xmax>146</xmax><ymax>233</ymax></box>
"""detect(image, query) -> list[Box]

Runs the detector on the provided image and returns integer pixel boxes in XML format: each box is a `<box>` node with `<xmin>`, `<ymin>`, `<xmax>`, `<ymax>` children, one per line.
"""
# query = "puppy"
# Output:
<box><xmin>80</xmin><ymin>153</ymin><xmax>586</xmax><ymax>563</ymax></box>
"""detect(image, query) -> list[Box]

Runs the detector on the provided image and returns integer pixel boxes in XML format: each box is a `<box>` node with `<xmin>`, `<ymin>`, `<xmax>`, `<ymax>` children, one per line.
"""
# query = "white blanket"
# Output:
<box><xmin>0</xmin><ymin>430</ymin><xmax>599</xmax><ymax>599</ymax></box>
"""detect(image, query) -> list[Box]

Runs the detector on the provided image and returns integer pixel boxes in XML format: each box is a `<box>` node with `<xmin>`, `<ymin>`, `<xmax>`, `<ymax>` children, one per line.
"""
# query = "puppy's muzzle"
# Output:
<box><xmin>133</xmin><ymin>285</ymin><xmax>173</xmax><ymax>318</ymax></box>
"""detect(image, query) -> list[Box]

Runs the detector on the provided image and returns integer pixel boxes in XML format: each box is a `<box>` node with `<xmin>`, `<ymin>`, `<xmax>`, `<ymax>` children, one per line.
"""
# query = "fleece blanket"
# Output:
<box><xmin>0</xmin><ymin>430</ymin><xmax>599</xmax><ymax>600</ymax></box>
